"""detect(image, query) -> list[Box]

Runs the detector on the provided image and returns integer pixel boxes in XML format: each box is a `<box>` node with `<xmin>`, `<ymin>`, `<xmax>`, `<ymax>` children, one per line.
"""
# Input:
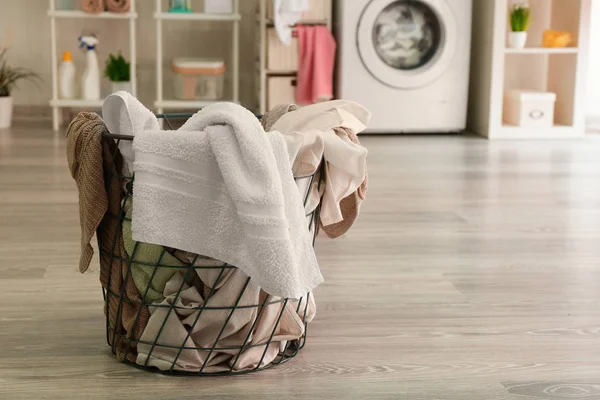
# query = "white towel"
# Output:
<box><xmin>270</xmin><ymin>100</ymin><xmax>371</xmax><ymax>226</ymax></box>
<box><xmin>273</xmin><ymin>0</ymin><xmax>309</xmax><ymax>45</ymax></box>
<box><xmin>102</xmin><ymin>91</ymin><xmax>160</xmax><ymax>177</ymax></box>
<box><xmin>132</xmin><ymin>102</ymin><xmax>322</xmax><ymax>299</ymax></box>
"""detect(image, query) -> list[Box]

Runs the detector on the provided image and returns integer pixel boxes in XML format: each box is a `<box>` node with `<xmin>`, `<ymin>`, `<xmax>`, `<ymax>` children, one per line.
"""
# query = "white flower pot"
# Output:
<box><xmin>111</xmin><ymin>81</ymin><xmax>131</xmax><ymax>94</ymax></box>
<box><xmin>0</xmin><ymin>96</ymin><xmax>13</xmax><ymax>129</ymax></box>
<box><xmin>508</xmin><ymin>31</ymin><xmax>528</xmax><ymax>49</ymax></box>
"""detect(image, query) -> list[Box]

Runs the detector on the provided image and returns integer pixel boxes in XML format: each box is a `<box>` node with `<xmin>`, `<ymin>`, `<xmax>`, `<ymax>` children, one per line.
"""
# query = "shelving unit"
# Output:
<box><xmin>48</xmin><ymin>0</ymin><xmax>138</xmax><ymax>130</ymax></box>
<box><xmin>154</xmin><ymin>0</ymin><xmax>240</xmax><ymax>114</ymax></box>
<box><xmin>256</xmin><ymin>0</ymin><xmax>332</xmax><ymax>113</ymax></box>
<box><xmin>469</xmin><ymin>0</ymin><xmax>591</xmax><ymax>139</ymax></box>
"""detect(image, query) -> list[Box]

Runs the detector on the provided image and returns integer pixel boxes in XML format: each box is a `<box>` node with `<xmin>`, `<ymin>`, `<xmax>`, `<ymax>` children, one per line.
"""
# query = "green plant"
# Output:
<box><xmin>0</xmin><ymin>48</ymin><xmax>41</xmax><ymax>97</ymax></box>
<box><xmin>104</xmin><ymin>52</ymin><xmax>130</xmax><ymax>82</ymax></box>
<box><xmin>510</xmin><ymin>4</ymin><xmax>531</xmax><ymax>32</ymax></box>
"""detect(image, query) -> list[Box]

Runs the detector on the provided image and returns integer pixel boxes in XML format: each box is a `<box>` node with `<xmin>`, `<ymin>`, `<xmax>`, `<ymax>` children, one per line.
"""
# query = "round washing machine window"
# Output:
<box><xmin>358</xmin><ymin>0</ymin><xmax>458</xmax><ymax>89</ymax></box>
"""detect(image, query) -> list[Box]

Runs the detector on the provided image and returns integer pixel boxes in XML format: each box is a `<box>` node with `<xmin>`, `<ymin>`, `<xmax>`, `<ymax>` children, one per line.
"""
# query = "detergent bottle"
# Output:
<box><xmin>79</xmin><ymin>36</ymin><xmax>100</xmax><ymax>100</ymax></box>
<box><xmin>58</xmin><ymin>51</ymin><xmax>76</xmax><ymax>99</ymax></box>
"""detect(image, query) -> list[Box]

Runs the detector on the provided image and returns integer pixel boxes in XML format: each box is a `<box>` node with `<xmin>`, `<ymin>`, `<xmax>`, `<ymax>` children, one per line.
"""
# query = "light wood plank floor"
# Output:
<box><xmin>2</xmin><ymin>125</ymin><xmax>600</xmax><ymax>399</ymax></box>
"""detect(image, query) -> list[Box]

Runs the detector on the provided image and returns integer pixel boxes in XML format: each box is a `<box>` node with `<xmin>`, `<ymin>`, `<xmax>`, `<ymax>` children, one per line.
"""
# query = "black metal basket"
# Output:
<box><xmin>99</xmin><ymin>113</ymin><xmax>322</xmax><ymax>375</ymax></box>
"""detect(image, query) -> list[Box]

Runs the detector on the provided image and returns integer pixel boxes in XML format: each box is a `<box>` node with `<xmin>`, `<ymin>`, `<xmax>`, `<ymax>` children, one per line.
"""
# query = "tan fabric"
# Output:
<box><xmin>66</xmin><ymin>112</ymin><xmax>107</xmax><ymax>273</ymax></box>
<box><xmin>320</xmin><ymin>127</ymin><xmax>368</xmax><ymax>238</ymax></box>
<box><xmin>261</xmin><ymin>104</ymin><xmax>298</xmax><ymax>131</ymax></box>
<box><xmin>80</xmin><ymin>0</ymin><xmax>104</xmax><ymax>14</ymax></box>
<box><xmin>66</xmin><ymin>112</ymin><xmax>149</xmax><ymax>363</ymax></box>
<box><xmin>137</xmin><ymin>270</ymin><xmax>308</xmax><ymax>372</ymax></box>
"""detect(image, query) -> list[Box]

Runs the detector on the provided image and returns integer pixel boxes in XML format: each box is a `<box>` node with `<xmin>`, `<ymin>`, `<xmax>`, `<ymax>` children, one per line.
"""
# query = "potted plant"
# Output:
<box><xmin>509</xmin><ymin>3</ymin><xmax>531</xmax><ymax>49</ymax></box>
<box><xmin>0</xmin><ymin>48</ymin><xmax>41</xmax><ymax>129</ymax></box>
<box><xmin>104</xmin><ymin>52</ymin><xmax>131</xmax><ymax>93</ymax></box>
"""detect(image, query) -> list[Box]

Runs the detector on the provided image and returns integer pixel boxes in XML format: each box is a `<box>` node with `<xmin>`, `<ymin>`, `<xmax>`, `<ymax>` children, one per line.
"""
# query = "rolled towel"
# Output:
<box><xmin>106</xmin><ymin>0</ymin><xmax>130</xmax><ymax>13</ymax></box>
<box><xmin>81</xmin><ymin>0</ymin><xmax>104</xmax><ymax>13</ymax></box>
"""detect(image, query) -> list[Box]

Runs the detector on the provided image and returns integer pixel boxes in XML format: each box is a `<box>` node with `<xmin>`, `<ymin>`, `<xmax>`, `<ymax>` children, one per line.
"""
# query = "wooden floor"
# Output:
<box><xmin>2</xmin><ymin>124</ymin><xmax>600</xmax><ymax>399</ymax></box>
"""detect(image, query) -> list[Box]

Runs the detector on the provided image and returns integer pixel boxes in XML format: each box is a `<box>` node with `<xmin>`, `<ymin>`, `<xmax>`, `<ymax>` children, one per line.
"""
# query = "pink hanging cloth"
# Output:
<box><xmin>296</xmin><ymin>25</ymin><xmax>336</xmax><ymax>105</ymax></box>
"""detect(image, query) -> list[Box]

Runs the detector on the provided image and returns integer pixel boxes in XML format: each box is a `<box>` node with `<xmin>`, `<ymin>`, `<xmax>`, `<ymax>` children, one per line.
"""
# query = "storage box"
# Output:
<box><xmin>171</xmin><ymin>58</ymin><xmax>225</xmax><ymax>101</ymax></box>
<box><xmin>268</xmin><ymin>76</ymin><xmax>296</xmax><ymax>110</ymax></box>
<box><xmin>267</xmin><ymin>28</ymin><xmax>298</xmax><ymax>71</ymax></box>
<box><xmin>204</xmin><ymin>0</ymin><xmax>232</xmax><ymax>13</ymax></box>
<box><xmin>503</xmin><ymin>90</ymin><xmax>556</xmax><ymax>128</ymax></box>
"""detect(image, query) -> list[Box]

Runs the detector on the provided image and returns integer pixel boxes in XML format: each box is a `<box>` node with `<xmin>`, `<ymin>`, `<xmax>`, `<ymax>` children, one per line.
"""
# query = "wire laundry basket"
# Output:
<box><xmin>98</xmin><ymin>113</ymin><xmax>322</xmax><ymax>375</ymax></box>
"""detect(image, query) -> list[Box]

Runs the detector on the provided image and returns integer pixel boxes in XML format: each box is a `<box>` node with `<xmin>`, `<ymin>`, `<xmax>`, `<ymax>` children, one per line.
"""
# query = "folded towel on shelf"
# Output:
<box><xmin>269</xmin><ymin>100</ymin><xmax>370</xmax><ymax>227</ymax></box>
<box><xmin>102</xmin><ymin>91</ymin><xmax>160</xmax><ymax>178</ymax></box>
<box><xmin>273</xmin><ymin>0</ymin><xmax>309</xmax><ymax>45</ymax></box>
<box><xmin>81</xmin><ymin>0</ymin><xmax>105</xmax><ymax>13</ymax></box>
<box><xmin>105</xmin><ymin>0</ymin><xmax>130</xmax><ymax>13</ymax></box>
<box><xmin>66</xmin><ymin>112</ymin><xmax>149</xmax><ymax>362</ymax></box>
<box><xmin>132</xmin><ymin>102</ymin><xmax>322</xmax><ymax>299</ymax></box>
<box><xmin>296</xmin><ymin>25</ymin><xmax>336</xmax><ymax>105</ymax></box>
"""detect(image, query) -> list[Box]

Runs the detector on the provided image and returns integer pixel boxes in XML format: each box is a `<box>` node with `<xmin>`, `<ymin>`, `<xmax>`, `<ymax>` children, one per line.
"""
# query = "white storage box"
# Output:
<box><xmin>267</xmin><ymin>28</ymin><xmax>298</xmax><ymax>71</ymax></box>
<box><xmin>503</xmin><ymin>90</ymin><xmax>556</xmax><ymax>128</ymax></box>
<box><xmin>204</xmin><ymin>0</ymin><xmax>232</xmax><ymax>13</ymax></box>
<box><xmin>172</xmin><ymin>58</ymin><xmax>225</xmax><ymax>101</ymax></box>
<box><xmin>268</xmin><ymin>76</ymin><xmax>296</xmax><ymax>111</ymax></box>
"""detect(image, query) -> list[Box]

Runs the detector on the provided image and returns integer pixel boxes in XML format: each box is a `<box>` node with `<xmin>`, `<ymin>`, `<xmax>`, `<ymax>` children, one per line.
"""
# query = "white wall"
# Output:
<box><xmin>0</xmin><ymin>0</ymin><xmax>258</xmax><ymax>110</ymax></box>
<box><xmin>587</xmin><ymin>0</ymin><xmax>600</xmax><ymax>119</ymax></box>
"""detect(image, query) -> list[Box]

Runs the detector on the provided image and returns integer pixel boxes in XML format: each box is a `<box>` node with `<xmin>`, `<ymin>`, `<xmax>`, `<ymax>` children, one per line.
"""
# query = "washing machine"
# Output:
<box><xmin>336</xmin><ymin>0</ymin><xmax>473</xmax><ymax>133</ymax></box>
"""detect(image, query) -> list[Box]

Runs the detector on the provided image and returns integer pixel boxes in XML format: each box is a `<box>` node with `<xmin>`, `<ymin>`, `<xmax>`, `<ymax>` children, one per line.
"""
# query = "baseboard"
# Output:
<box><xmin>13</xmin><ymin>105</ymin><xmax>52</xmax><ymax>122</ymax></box>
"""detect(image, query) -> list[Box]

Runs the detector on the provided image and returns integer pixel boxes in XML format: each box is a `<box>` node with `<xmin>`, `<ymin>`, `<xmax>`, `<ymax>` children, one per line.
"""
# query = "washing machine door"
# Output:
<box><xmin>357</xmin><ymin>0</ymin><xmax>458</xmax><ymax>89</ymax></box>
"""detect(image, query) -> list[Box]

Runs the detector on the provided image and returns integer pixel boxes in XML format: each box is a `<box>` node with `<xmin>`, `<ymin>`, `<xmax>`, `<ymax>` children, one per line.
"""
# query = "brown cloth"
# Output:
<box><xmin>66</xmin><ymin>112</ymin><xmax>149</xmax><ymax>362</ymax></box>
<box><xmin>320</xmin><ymin>127</ymin><xmax>368</xmax><ymax>238</ymax></box>
<box><xmin>81</xmin><ymin>0</ymin><xmax>105</xmax><ymax>14</ymax></box>
<box><xmin>105</xmin><ymin>0</ymin><xmax>130</xmax><ymax>13</ymax></box>
<box><xmin>261</xmin><ymin>104</ymin><xmax>298</xmax><ymax>131</ymax></box>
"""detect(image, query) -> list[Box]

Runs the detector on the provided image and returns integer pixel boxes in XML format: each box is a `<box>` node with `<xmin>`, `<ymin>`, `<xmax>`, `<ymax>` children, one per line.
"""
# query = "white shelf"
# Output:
<box><xmin>505</xmin><ymin>47</ymin><xmax>579</xmax><ymax>54</ymax></box>
<box><xmin>492</xmin><ymin>124</ymin><xmax>585</xmax><ymax>139</ymax></box>
<box><xmin>155</xmin><ymin>100</ymin><xmax>231</xmax><ymax>109</ymax></box>
<box><xmin>154</xmin><ymin>12</ymin><xmax>241</xmax><ymax>21</ymax></box>
<box><xmin>50</xmin><ymin>99</ymin><xmax>104</xmax><ymax>108</ymax></box>
<box><xmin>48</xmin><ymin>10</ymin><xmax>138</xmax><ymax>19</ymax></box>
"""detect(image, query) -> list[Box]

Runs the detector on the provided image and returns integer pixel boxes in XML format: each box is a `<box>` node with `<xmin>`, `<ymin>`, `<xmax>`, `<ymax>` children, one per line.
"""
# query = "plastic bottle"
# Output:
<box><xmin>79</xmin><ymin>36</ymin><xmax>100</xmax><ymax>100</ymax></box>
<box><xmin>58</xmin><ymin>51</ymin><xmax>76</xmax><ymax>99</ymax></box>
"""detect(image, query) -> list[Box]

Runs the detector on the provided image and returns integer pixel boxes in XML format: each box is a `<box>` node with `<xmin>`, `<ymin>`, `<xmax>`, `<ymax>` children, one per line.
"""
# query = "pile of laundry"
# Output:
<box><xmin>66</xmin><ymin>91</ymin><xmax>370</xmax><ymax>373</ymax></box>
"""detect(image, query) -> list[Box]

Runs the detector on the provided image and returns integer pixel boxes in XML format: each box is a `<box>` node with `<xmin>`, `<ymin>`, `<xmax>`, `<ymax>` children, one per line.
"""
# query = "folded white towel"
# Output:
<box><xmin>132</xmin><ymin>102</ymin><xmax>322</xmax><ymax>299</ymax></box>
<box><xmin>102</xmin><ymin>91</ymin><xmax>160</xmax><ymax>177</ymax></box>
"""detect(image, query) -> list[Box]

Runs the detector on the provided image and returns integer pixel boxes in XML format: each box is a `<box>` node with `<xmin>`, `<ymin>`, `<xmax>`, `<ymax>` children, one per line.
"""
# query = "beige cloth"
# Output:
<box><xmin>66</xmin><ymin>112</ymin><xmax>149</xmax><ymax>362</ymax></box>
<box><xmin>320</xmin><ymin>127</ymin><xmax>368</xmax><ymax>238</ymax></box>
<box><xmin>105</xmin><ymin>0</ymin><xmax>130</xmax><ymax>13</ymax></box>
<box><xmin>137</xmin><ymin>270</ymin><xmax>311</xmax><ymax>372</ymax></box>
<box><xmin>264</xmin><ymin>101</ymin><xmax>370</xmax><ymax>232</ymax></box>
<box><xmin>81</xmin><ymin>0</ymin><xmax>104</xmax><ymax>13</ymax></box>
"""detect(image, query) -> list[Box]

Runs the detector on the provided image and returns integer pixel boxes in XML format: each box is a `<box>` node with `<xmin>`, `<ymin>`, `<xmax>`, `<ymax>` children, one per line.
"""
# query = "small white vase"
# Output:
<box><xmin>0</xmin><ymin>96</ymin><xmax>13</xmax><ymax>129</ymax></box>
<box><xmin>509</xmin><ymin>31</ymin><xmax>528</xmax><ymax>49</ymax></box>
<box><xmin>111</xmin><ymin>81</ymin><xmax>131</xmax><ymax>94</ymax></box>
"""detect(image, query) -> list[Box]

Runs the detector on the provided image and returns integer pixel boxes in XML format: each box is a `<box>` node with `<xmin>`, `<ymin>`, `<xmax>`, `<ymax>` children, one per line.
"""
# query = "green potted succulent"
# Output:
<box><xmin>509</xmin><ymin>3</ymin><xmax>531</xmax><ymax>49</ymax></box>
<box><xmin>0</xmin><ymin>47</ymin><xmax>41</xmax><ymax>129</ymax></box>
<box><xmin>104</xmin><ymin>52</ymin><xmax>131</xmax><ymax>93</ymax></box>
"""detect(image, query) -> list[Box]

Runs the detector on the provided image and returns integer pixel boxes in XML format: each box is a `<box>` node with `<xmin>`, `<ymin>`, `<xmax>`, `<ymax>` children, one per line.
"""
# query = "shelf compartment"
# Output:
<box><xmin>154</xmin><ymin>12</ymin><xmax>241</xmax><ymax>21</ymax></box>
<box><xmin>505</xmin><ymin>47</ymin><xmax>578</xmax><ymax>54</ymax></box>
<box><xmin>495</xmin><ymin>124</ymin><xmax>583</xmax><ymax>139</ymax></box>
<box><xmin>48</xmin><ymin>10</ymin><xmax>138</xmax><ymax>19</ymax></box>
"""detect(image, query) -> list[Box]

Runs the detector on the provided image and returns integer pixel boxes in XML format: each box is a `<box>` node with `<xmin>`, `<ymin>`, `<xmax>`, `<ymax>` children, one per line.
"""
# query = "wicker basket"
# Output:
<box><xmin>98</xmin><ymin>113</ymin><xmax>322</xmax><ymax>375</ymax></box>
